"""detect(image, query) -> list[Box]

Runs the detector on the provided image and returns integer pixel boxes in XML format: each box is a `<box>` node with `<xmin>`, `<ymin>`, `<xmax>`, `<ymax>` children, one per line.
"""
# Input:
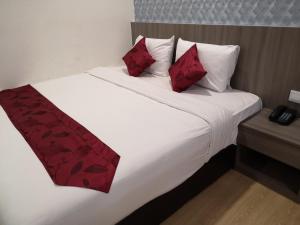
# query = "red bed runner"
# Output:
<box><xmin>0</xmin><ymin>85</ymin><xmax>120</xmax><ymax>193</ymax></box>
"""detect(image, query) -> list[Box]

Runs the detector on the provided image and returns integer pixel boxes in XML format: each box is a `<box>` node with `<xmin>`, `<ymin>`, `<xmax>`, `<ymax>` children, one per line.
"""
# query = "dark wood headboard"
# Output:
<box><xmin>131</xmin><ymin>22</ymin><xmax>300</xmax><ymax>112</ymax></box>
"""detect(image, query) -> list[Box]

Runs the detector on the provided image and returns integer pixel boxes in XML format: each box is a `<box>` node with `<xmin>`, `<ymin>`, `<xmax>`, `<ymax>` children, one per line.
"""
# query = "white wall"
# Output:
<box><xmin>0</xmin><ymin>0</ymin><xmax>134</xmax><ymax>90</ymax></box>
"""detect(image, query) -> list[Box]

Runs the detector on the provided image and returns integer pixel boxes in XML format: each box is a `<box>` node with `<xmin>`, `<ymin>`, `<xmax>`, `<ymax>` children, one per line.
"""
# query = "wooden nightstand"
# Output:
<box><xmin>236</xmin><ymin>108</ymin><xmax>300</xmax><ymax>203</ymax></box>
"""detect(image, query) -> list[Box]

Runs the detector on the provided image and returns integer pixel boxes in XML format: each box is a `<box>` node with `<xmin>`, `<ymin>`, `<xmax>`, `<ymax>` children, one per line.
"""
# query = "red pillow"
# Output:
<box><xmin>169</xmin><ymin>44</ymin><xmax>207</xmax><ymax>92</ymax></box>
<box><xmin>123</xmin><ymin>37</ymin><xmax>155</xmax><ymax>77</ymax></box>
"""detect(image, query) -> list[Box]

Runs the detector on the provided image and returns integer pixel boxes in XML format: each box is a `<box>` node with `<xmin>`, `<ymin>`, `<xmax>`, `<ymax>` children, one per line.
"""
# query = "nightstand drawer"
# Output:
<box><xmin>238</xmin><ymin>126</ymin><xmax>300</xmax><ymax>170</ymax></box>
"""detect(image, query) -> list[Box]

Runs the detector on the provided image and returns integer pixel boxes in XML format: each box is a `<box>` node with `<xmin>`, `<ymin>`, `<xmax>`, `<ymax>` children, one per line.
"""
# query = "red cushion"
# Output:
<box><xmin>123</xmin><ymin>37</ymin><xmax>155</xmax><ymax>77</ymax></box>
<box><xmin>169</xmin><ymin>44</ymin><xmax>207</xmax><ymax>92</ymax></box>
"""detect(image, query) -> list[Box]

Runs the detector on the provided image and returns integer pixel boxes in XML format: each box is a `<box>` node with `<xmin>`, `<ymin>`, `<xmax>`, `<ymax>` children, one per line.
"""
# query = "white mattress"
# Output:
<box><xmin>112</xmin><ymin>66</ymin><xmax>262</xmax><ymax>125</ymax></box>
<box><xmin>0</xmin><ymin>67</ymin><xmax>261</xmax><ymax>225</ymax></box>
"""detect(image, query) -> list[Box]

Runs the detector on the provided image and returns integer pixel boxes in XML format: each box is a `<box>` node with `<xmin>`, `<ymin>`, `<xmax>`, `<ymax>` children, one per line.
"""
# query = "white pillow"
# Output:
<box><xmin>135</xmin><ymin>35</ymin><xmax>175</xmax><ymax>76</ymax></box>
<box><xmin>176</xmin><ymin>38</ymin><xmax>240</xmax><ymax>92</ymax></box>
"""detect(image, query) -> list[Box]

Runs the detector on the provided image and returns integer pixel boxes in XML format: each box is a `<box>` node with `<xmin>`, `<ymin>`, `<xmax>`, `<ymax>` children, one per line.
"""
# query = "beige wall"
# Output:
<box><xmin>0</xmin><ymin>0</ymin><xmax>134</xmax><ymax>90</ymax></box>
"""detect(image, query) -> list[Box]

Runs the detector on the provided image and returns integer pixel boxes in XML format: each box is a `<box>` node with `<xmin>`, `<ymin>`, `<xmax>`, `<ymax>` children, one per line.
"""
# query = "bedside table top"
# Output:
<box><xmin>241</xmin><ymin>108</ymin><xmax>300</xmax><ymax>148</ymax></box>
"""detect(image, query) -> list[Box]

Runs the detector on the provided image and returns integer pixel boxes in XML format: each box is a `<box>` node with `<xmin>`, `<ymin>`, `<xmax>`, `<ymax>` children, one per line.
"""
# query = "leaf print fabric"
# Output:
<box><xmin>123</xmin><ymin>37</ymin><xmax>155</xmax><ymax>76</ymax></box>
<box><xmin>0</xmin><ymin>85</ymin><xmax>120</xmax><ymax>193</ymax></box>
<box><xmin>169</xmin><ymin>44</ymin><xmax>207</xmax><ymax>92</ymax></box>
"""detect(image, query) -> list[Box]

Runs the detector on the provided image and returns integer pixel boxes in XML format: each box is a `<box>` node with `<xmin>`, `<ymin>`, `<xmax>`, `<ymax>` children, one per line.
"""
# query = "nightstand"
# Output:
<box><xmin>236</xmin><ymin>108</ymin><xmax>300</xmax><ymax>203</ymax></box>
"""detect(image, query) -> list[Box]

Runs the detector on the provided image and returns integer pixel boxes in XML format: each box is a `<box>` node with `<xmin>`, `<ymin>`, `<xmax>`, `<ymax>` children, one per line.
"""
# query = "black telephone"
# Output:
<box><xmin>269</xmin><ymin>105</ymin><xmax>297</xmax><ymax>126</ymax></box>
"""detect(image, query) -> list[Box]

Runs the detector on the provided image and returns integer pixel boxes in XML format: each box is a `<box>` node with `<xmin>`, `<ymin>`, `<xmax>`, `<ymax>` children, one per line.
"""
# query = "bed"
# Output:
<box><xmin>0</xmin><ymin>65</ymin><xmax>261</xmax><ymax>225</ymax></box>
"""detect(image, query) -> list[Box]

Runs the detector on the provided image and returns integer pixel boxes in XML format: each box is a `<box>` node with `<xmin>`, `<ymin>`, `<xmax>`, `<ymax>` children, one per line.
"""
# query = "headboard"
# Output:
<box><xmin>131</xmin><ymin>22</ymin><xmax>300</xmax><ymax>112</ymax></box>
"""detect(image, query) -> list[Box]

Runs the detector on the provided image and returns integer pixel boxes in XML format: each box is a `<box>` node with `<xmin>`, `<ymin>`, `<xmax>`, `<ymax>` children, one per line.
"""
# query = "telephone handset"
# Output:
<box><xmin>269</xmin><ymin>105</ymin><xmax>297</xmax><ymax>126</ymax></box>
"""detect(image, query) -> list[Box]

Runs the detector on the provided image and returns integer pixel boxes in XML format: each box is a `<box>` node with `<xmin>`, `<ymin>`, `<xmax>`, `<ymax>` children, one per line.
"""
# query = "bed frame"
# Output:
<box><xmin>118</xmin><ymin>145</ymin><xmax>236</xmax><ymax>225</ymax></box>
<box><xmin>118</xmin><ymin>22</ymin><xmax>300</xmax><ymax>224</ymax></box>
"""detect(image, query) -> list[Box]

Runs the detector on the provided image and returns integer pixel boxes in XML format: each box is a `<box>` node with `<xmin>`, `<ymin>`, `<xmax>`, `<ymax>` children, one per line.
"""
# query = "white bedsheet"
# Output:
<box><xmin>111</xmin><ymin>66</ymin><xmax>262</xmax><ymax>124</ymax></box>
<box><xmin>0</xmin><ymin>67</ymin><xmax>261</xmax><ymax>225</ymax></box>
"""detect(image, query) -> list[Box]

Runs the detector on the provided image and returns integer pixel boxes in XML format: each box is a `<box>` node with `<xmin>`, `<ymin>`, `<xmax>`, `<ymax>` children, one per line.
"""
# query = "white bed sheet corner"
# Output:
<box><xmin>0</xmin><ymin>66</ymin><xmax>261</xmax><ymax>225</ymax></box>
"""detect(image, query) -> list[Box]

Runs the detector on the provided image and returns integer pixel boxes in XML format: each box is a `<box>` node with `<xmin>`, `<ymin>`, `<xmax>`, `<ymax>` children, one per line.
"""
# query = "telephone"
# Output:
<box><xmin>269</xmin><ymin>105</ymin><xmax>297</xmax><ymax>126</ymax></box>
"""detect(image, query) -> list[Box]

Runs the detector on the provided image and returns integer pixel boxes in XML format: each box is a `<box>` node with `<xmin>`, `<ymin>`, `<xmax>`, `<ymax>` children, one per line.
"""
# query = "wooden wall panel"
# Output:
<box><xmin>131</xmin><ymin>22</ymin><xmax>300</xmax><ymax>112</ymax></box>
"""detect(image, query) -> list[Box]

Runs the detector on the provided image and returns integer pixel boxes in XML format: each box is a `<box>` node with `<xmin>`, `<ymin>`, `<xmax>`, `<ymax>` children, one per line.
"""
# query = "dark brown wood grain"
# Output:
<box><xmin>237</xmin><ymin>108</ymin><xmax>300</xmax><ymax>203</ymax></box>
<box><xmin>131</xmin><ymin>22</ymin><xmax>300</xmax><ymax>112</ymax></box>
<box><xmin>238</xmin><ymin>108</ymin><xmax>300</xmax><ymax>169</ymax></box>
<box><xmin>235</xmin><ymin>147</ymin><xmax>300</xmax><ymax>203</ymax></box>
<box><xmin>240</xmin><ymin>109</ymin><xmax>300</xmax><ymax>148</ymax></box>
